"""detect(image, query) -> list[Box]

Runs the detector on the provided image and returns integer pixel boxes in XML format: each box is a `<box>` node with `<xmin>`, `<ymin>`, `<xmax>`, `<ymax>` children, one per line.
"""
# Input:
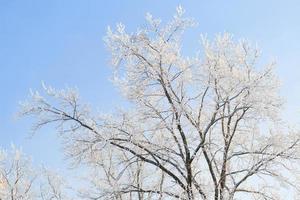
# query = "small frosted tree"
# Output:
<box><xmin>0</xmin><ymin>146</ymin><xmax>71</xmax><ymax>200</ymax></box>
<box><xmin>39</xmin><ymin>168</ymin><xmax>71</xmax><ymax>200</ymax></box>
<box><xmin>21</xmin><ymin>6</ymin><xmax>300</xmax><ymax>200</ymax></box>
<box><xmin>0</xmin><ymin>146</ymin><xmax>36</xmax><ymax>200</ymax></box>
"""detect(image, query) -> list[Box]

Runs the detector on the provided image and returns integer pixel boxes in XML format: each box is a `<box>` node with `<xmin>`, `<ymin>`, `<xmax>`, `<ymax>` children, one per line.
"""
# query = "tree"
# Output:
<box><xmin>39</xmin><ymin>168</ymin><xmax>71</xmax><ymax>200</ymax></box>
<box><xmin>0</xmin><ymin>146</ymin><xmax>72</xmax><ymax>200</ymax></box>
<box><xmin>20</xmin><ymin>6</ymin><xmax>300</xmax><ymax>200</ymax></box>
<box><xmin>0</xmin><ymin>146</ymin><xmax>36</xmax><ymax>200</ymax></box>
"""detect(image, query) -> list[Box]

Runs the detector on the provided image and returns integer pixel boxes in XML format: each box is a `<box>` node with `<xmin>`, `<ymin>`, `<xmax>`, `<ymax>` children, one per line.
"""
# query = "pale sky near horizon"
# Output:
<box><xmin>1</xmin><ymin>0</ymin><xmax>300</xmax><ymax>172</ymax></box>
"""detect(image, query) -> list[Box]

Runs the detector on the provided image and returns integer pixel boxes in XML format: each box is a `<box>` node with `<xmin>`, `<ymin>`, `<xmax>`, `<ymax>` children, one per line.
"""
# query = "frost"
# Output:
<box><xmin>19</xmin><ymin>6</ymin><xmax>300</xmax><ymax>200</ymax></box>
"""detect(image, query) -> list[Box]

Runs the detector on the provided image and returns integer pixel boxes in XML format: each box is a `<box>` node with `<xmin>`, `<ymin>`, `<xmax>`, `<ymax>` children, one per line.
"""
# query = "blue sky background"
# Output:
<box><xmin>1</xmin><ymin>0</ymin><xmax>300</xmax><ymax>170</ymax></box>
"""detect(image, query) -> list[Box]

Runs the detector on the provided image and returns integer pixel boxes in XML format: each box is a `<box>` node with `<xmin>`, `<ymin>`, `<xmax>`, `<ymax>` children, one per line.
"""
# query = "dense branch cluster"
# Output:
<box><xmin>18</xmin><ymin>6</ymin><xmax>300</xmax><ymax>200</ymax></box>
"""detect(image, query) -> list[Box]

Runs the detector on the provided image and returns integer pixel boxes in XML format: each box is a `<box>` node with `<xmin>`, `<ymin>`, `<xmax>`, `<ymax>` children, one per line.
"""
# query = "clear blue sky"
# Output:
<box><xmin>1</xmin><ymin>0</ymin><xmax>300</xmax><ymax>169</ymax></box>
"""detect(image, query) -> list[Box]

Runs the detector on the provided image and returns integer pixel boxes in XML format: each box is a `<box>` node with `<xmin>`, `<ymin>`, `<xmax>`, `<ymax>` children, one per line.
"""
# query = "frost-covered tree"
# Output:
<box><xmin>39</xmin><ymin>168</ymin><xmax>71</xmax><ymax>200</ymax></box>
<box><xmin>0</xmin><ymin>146</ymin><xmax>71</xmax><ymax>200</ymax></box>
<box><xmin>20</xmin><ymin>6</ymin><xmax>300</xmax><ymax>200</ymax></box>
<box><xmin>0</xmin><ymin>146</ymin><xmax>36</xmax><ymax>200</ymax></box>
